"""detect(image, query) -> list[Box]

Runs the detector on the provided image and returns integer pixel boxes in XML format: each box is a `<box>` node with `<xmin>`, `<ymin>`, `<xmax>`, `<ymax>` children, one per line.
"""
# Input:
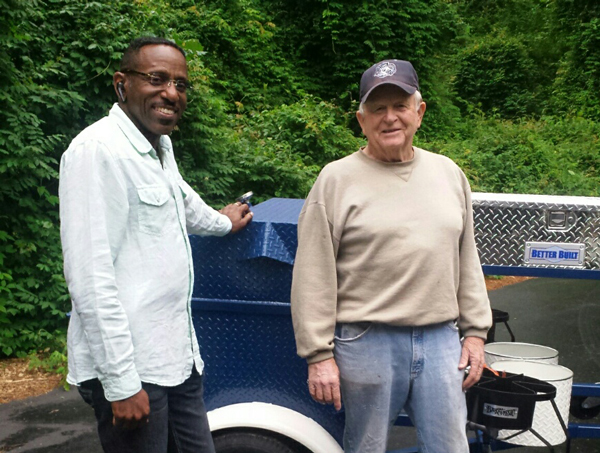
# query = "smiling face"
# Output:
<box><xmin>356</xmin><ymin>84</ymin><xmax>426</xmax><ymax>162</ymax></box>
<box><xmin>114</xmin><ymin>44</ymin><xmax>188</xmax><ymax>149</ymax></box>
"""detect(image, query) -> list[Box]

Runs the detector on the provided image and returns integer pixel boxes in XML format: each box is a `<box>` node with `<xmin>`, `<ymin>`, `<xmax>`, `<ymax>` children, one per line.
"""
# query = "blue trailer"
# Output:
<box><xmin>190</xmin><ymin>195</ymin><xmax>600</xmax><ymax>452</ymax></box>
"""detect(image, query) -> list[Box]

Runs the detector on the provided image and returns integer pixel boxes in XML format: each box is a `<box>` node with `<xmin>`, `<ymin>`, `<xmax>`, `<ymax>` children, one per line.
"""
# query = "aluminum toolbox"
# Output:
<box><xmin>472</xmin><ymin>193</ymin><xmax>600</xmax><ymax>279</ymax></box>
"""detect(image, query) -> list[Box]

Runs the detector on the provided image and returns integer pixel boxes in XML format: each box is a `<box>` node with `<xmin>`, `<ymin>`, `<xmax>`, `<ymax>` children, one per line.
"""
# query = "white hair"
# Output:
<box><xmin>359</xmin><ymin>89</ymin><xmax>423</xmax><ymax>115</ymax></box>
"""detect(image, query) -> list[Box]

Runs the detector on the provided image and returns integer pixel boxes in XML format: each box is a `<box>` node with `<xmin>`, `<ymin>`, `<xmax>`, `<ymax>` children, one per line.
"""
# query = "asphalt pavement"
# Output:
<box><xmin>1</xmin><ymin>277</ymin><xmax>599</xmax><ymax>452</ymax></box>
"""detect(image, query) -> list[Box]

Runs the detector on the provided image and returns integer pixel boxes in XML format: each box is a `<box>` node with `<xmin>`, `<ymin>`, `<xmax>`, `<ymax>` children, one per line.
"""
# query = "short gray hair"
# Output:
<box><xmin>358</xmin><ymin>89</ymin><xmax>423</xmax><ymax>115</ymax></box>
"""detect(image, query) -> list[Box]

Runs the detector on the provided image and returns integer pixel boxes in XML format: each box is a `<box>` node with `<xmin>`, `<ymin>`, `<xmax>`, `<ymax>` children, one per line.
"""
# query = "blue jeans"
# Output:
<box><xmin>333</xmin><ymin>322</ymin><xmax>469</xmax><ymax>453</ymax></box>
<box><xmin>79</xmin><ymin>367</ymin><xmax>215</xmax><ymax>453</ymax></box>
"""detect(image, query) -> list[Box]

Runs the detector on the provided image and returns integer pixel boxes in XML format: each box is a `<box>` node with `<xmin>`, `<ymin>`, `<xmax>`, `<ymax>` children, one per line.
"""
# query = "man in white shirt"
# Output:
<box><xmin>59</xmin><ymin>36</ymin><xmax>252</xmax><ymax>453</ymax></box>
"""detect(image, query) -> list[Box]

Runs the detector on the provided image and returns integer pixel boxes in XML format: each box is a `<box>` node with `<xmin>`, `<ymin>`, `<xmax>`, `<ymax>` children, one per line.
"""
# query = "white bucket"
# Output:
<box><xmin>491</xmin><ymin>360</ymin><xmax>573</xmax><ymax>446</ymax></box>
<box><xmin>485</xmin><ymin>342</ymin><xmax>558</xmax><ymax>366</ymax></box>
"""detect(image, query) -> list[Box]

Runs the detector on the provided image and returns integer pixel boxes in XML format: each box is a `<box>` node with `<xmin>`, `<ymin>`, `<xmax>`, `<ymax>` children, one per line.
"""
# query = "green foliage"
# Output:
<box><xmin>454</xmin><ymin>38</ymin><xmax>538</xmax><ymax>117</ymax></box>
<box><xmin>232</xmin><ymin>96</ymin><xmax>363</xmax><ymax>201</ymax></box>
<box><xmin>428</xmin><ymin>116</ymin><xmax>600</xmax><ymax>196</ymax></box>
<box><xmin>28</xmin><ymin>333</ymin><xmax>69</xmax><ymax>387</ymax></box>
<box><xmin>2</xmin><ymin>0</ymin><xmax>600</xmax><ymax>359</ymax></box>
<box><xmin>261</xmin><ymin>0</ymin><xmax>462</xmax><ymax>133</ymax></box>
<box><xmin>1</xmin><ymin>0</ymin><xmax>72</xmax><ymax>356</ymax></box>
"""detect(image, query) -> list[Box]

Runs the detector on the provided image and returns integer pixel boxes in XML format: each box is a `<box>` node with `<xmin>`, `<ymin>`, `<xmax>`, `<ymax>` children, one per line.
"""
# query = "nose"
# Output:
<box><xmin>161</xmin><ymin>81</ymin><xmax>180</xmax><ymax>101</ymax></box>
<box><xmin>383</xmin><ymin>106</ymin><xmax>397</xmax><ymax>123</ymax></box>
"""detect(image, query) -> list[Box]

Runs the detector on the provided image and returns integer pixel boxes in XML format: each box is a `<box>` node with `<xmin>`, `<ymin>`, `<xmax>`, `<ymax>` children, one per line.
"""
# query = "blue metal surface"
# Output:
<box><xmin>190</xmin><ymin>198</ymin><xmax>304</xmax><ymax>302</ymax></box>
<box><xmin>192</xmin><ymin>297</ymin><xmax>345</xmax><ymax>444</ymax></box>
<box><xmin>190</xmin><ymin>198</ymin><xmax>345</xmax><ymax>445</ymax></box>
<box><xmin>572</xmin><ymin>383</ymin><xmax>600</xmax><ymax>398</ymax></box>
<box><xmin>569</xmin><ymin>424</ymin><xmax>600</xmax><ymax>439</ymax></box>
<box><xmin>482</xmin><ymin>265</ymin><xmax>600</xmax><ymax>280</ymax></box>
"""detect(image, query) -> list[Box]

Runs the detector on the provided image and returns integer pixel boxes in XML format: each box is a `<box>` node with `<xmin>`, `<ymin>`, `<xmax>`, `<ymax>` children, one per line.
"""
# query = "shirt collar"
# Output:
<box><xmin>109</xmin><ymin>103</ymin><xmax>173</xmax><ymax>157</ymax></box>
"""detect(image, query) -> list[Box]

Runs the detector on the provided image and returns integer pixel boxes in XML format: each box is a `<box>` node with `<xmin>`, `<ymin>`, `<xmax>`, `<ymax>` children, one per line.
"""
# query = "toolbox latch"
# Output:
<box><xmin>546</xmin><ymin>210</ymin><xmax>576</xmax><ymax>231</ymax></box>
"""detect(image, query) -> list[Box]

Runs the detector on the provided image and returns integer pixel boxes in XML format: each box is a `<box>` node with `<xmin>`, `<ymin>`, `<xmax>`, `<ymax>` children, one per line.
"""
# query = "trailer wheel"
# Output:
<box><xmin>570</xmin><ymin>396</ymin><xmax>600</xmax><ymax>420</ymax></box>
<box><xmin>213</xmin><ymin>430</ymin><xmax>299</xmax><ymax>453</ymax></box>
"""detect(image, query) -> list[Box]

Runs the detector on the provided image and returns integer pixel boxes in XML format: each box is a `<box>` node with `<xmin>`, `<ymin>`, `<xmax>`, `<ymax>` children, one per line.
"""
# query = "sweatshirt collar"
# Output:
<box><xmin>358</xmin><ymin>146</ymin><xmax>420</xmax><ymax>182</ymax></box>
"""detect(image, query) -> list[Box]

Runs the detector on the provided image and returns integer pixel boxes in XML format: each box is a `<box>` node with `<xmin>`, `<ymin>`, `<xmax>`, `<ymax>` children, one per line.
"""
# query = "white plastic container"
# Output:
<box><xmin>491</xmin><ymin>360</ymin><xmax>573</xmax><ymax>446</ymax></box>
<box><xmin>485</xmin><ymin>342</ymin><xmax>558</xmax><ymax>366</ymax></box>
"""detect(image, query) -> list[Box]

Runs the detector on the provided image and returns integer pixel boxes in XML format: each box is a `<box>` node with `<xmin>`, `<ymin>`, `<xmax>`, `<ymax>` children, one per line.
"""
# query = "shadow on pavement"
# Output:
<box><xmin>0</xmin><ymin>385</ymin><xmax>101</xmax><ymax>452</ymax></box>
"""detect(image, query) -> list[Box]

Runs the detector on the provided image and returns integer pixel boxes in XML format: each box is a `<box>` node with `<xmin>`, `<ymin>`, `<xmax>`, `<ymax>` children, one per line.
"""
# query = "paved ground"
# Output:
<box><xmin>0</xmin><ymin>385</ymin><xmax>101</xmax><ymax>452</ymax></box>
<box><xmin>1</xmin><ymin>277</ymin><xmax>599</xmax><ymax>452</ymax></box>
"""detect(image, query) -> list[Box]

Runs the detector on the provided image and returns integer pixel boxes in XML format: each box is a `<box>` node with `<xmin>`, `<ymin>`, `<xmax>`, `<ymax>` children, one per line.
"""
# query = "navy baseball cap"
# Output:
<box><xmin>359</xmin><ymin>60</ymin><xmax>419</xmax><ymax>103</ymax></box>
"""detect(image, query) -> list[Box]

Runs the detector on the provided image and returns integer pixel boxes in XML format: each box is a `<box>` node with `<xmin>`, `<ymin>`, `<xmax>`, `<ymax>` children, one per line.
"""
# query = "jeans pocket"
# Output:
<box><xmin>445</xmin><ymin>320</ymin><xmax>460</xmax><ymax>334</ymax></box>
<box><xmin>445</xmin><ymin>320</ymin><xmax>460</xmax><ymax>332</ymax></box>
<box><xmin>334</xmin><ymin>322</ymin><xmax>373</xmax><ymax>342</ymax></box>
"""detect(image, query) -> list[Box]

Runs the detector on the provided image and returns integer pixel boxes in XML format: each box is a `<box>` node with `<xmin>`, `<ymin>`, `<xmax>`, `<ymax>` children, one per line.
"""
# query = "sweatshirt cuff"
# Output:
<box><xmin>306</xmin><ymin>350</ymin><xmax>334</xmax><ymax>365</ymax></box>
<box><xmin>461</xmin><ymin>328</ymin><xmax>489</xmax><ymax>341</ymax></box>
<box><xmin>100</xmin><ymin>369</ymin><xmax>142</xmax><ymax>402</ymax></box>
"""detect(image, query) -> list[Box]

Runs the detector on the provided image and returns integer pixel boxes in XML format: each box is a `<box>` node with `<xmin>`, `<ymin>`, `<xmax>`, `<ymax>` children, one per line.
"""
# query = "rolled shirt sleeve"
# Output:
<box><xmin>178</xmin><ymin>178</ymin><xmax>232</xmax><ymax>236</ymax></box>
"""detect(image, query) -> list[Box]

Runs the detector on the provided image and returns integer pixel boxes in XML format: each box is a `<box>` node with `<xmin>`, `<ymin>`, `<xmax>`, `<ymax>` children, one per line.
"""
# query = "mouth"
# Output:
<box><xmin>382</xmin><ymin>128</ymin><xmax>401</xmax><ymax>135</ymax></box>
<box><xmin>153</xmin><ymin>105</ymin><xmax>177</xmax><ymax>117</ymax></box>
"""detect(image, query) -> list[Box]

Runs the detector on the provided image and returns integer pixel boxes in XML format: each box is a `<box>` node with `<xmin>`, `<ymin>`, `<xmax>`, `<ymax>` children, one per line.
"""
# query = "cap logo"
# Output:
<box><xmin>374</xmin><ymin>62</ymin><xmax>396</xmax><ymax>78</ymax></box>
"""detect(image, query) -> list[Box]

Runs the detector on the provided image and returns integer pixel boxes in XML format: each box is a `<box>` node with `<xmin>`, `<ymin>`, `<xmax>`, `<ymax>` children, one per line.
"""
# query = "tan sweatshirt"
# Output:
<box><xmin>291</xmin><ymin>147</ymin><xmax>492</xmax><ymax>364</ymax></box>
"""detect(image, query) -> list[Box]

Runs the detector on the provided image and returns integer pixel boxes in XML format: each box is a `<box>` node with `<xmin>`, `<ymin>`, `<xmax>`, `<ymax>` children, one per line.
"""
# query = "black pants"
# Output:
<box><xmin>79</xmin><ymin>368</ymin><xmax>215</xmax><ymax>453</ymax></box>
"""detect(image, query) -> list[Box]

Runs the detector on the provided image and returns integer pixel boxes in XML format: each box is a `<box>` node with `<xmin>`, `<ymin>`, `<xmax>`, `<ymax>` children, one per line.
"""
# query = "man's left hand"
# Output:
<box><xmin>458</xmin><ymin>336</ymin><xmax>485</xmax><ymax>390</ymax></box>
<box><xmin>220</xmin><ymin>202</ymin><xmax>253</xmax><ymax>233</ymax></box>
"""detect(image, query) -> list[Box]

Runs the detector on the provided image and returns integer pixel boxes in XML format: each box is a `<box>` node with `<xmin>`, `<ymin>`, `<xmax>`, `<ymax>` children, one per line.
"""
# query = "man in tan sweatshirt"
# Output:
<box><xmin>291</xmin><ymin>60</ymin><xmax>492</xmax><ymax>453</ymax></box>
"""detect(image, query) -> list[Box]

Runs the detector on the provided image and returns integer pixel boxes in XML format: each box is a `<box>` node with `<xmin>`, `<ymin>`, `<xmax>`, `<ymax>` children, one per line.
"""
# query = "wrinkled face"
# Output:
<box><xmin>115</xmin><ymin>45</ymin><xmax>188</xmax><ymax>148</ymax></box>
<box><xmin>357</xmin><ymin>84</ymin><xmax>425</xmax><ymax>159</ymax></box>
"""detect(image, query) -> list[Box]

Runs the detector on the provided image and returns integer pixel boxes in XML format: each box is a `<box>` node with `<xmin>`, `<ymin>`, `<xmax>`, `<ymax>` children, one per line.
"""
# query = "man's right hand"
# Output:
<box><xmin>111</xmin><ymin>389</ymin><xmax>150</xmax><ymax>430</ymax></box>
<box><xmin>308</xmin><ymin>357</ymin><xmax>342</xmax><ymax>411</ymax></box>
<box><xmin>220</xmin><ymin>202</ymin><xmax>253</xmax><ymax>233</ymax></box>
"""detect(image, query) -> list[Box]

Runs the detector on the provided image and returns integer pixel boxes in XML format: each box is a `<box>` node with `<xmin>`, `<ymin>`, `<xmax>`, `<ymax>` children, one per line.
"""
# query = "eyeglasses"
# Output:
<box><xmin>123</xmin><ymin>70</ymin><xmax>192</xmax><ymax>93</ymax></box>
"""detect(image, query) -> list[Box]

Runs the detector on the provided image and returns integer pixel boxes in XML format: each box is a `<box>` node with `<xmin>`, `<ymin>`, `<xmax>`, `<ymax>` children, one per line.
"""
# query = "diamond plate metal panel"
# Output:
<box><xmin>193</xmin><ymin>302</ymin><xmax>345</xmax><ymax>444</ymax></box>
<box><xmin>473</xmin><ymin>193</ymin><xmax>600</xmax><ymax>271</ymax></box>
<box><xmin>190</xmin><ymin>198</ymin><xmax>304</xmax><ymax>302</ymax></box>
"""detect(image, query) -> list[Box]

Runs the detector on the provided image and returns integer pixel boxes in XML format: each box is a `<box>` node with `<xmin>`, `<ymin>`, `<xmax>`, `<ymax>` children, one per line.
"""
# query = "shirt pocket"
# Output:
<box><xmin>137</xmin><ymin>185</ymin><xmax>173</xmax><ymax>236</ymax></box>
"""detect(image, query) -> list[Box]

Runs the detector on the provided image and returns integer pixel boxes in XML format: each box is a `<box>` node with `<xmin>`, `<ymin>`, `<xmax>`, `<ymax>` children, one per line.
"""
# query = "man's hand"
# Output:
<box><xmin>308</xmin><ymin>357</ymin><xmax>342</xmax><ymax>411</ymax></box>
<box><xmin>459</xmin><ymin>336</ymin><xmax>485</xmax><ymax>390</ymax></box>
<box><xmin>111</xmin><ymin>389</ymin><xmax>150</xmax><ymax>430</ymax></box>
<box><xmin>220</xmin><ymin>202</ymin><xmax>253</xmax><ymax>233</ymax></box>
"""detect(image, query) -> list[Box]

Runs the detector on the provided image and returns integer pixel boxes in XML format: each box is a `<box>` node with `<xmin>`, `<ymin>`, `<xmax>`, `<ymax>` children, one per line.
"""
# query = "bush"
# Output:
<box><xmin>426</xmin><ymin>116</ymin><xmax>600</xmax><ymax>196</ymax></box>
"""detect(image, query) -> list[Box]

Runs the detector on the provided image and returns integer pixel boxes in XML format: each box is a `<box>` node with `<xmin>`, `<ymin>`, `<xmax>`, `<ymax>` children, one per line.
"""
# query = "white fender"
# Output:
<box><xmin>208</xmin><ymin>402</ymin><xmax>343</xmax><ymax>453</ymax></box>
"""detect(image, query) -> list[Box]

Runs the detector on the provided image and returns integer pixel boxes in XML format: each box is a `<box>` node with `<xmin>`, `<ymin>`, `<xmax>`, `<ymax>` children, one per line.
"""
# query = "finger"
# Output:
<box><xmin>463</xmin><ymin>372</ymin><xmax>477</xmax><ymax>390</ymax></box>
<box><xmin>308</xmin><ymin>380</ymin><xmax>317</xmax><ymax>398</ymax></box>
<box><xmin>314</xmin><ymin>382</ymin><xmax>325</xmax><ymax>403</ymax></box>
<box><xmin>332</xmin><ymin>385</ymin><xmax>342</xmax><ymax>411</ymax></box>
<box><xmin>458</xmin><ymin>348</ymin><xmax>469</xmax><ymax>370</ymax></box>
<box><xmin>458</xmin><ymin>358</ymin><xmax>468</xmax><ymax>370</ymax></box>
<box><xmin>322</xmin><ymin>383</ymin><xmax>334</xmax><ymax>404</ymax></box>
<box><xmin>471</xmin><ymin>360</ymin><xmax>484</xmax><ymax>383</ymax></box>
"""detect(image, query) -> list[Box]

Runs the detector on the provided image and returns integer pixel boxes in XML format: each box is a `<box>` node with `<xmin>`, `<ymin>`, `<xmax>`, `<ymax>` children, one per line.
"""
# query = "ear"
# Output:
<box><xmin>356</xmin><ymin>110</ymin><xmax>366</xmax><ymax>135</ymax></box>
<box><xmin>113</xmin><ymin>72</ymin><xmax>126</xmax><ymax>103</ymax></box>
<box><xmin>416</xmin><ymin>101</ymin><xmax>426</xmax><ymax>127</ymax></box>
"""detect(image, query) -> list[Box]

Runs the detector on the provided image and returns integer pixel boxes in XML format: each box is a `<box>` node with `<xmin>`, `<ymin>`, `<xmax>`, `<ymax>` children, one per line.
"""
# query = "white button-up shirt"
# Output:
<box><xmin>59</xmin><ymin>104</ymin><xmax>231</xmax><ymax>401</ymax></box>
